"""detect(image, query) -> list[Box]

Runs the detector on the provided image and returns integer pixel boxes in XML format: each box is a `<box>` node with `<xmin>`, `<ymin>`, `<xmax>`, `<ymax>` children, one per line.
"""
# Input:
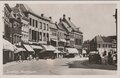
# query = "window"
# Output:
<box><xmin>40</xmin><ymin>22</ymin><xmax>42</xmax><ymax>29</ymax></box>
<box><xmin>39</xmin><ymin>32</ymin><xmax>42</xmax><ymax>41</ymax></box>
<box><xmin>36</xmin><ymin>20</ymin><xmax>38</xmax><ymax>28</ymax></box>
<box><xmin>43</xmin><ymin>33</ymin><xmax>45</xmax><ymax>41</ymax></box>
<box><xmin>29</xmin><ymin>18</ymin><xmax>31</xmax><ymax>25</ymax></box>
<box><xmin>33</xmin><ymin>19</ymin><xmax>34</xmax><ymax>27</ymax></box>
<box><xmin>47</xmin><ymin>24</ymin><xmax>49</xmax><ymax>31</ymax></box>
<box><xmin>44</xmin><ymin>23</ymin><xmax>46</xmax><ymax>30</ymax></box>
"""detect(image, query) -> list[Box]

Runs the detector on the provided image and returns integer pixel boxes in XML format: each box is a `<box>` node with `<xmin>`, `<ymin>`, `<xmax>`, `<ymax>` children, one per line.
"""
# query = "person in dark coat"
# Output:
<box><xmin>108</xmin><ymin>52</ymin><xmax>112</xmax><ymax>65</ymax></box>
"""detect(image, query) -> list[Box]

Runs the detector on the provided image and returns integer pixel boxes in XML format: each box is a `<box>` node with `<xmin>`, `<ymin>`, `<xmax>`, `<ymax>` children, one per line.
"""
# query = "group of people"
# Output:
<box><xmin>89</xmin><ymin>50</ymin><xmax>117</xmax><ymax>65</ymax></box>
<box><xmin>15</xmin><ymin>53</ymin><xmax>39</xmax><ymax>62</ymax></box>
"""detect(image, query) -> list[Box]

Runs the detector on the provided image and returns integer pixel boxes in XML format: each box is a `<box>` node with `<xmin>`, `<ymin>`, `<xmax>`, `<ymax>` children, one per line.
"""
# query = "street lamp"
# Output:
<box><xmin>113</xmin><ymin>9</ymin><xmax>117</xmax><ymax>35</ymax></box>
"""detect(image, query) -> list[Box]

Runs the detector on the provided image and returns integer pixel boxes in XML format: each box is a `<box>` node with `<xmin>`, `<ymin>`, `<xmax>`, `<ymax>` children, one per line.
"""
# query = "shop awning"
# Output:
<box><xmin>14</xmin><ymin>48</ymin><xmax>26</xmax><ymax>53</ymax></box>
<box><xmin>51</xmin><ymin>39</ymin><xmax>57</xmax><ymax>42</ymax></box>
<box><xmin>60</xmin><ymin>39</ymin><xmax>66</xmax><ymax>42</ymax></box>
<box><xmin>42</xmin><ymin>45</ymin><xmax>56</xmax><ymax>51</ymax></box>
<box><xmin>3</xmin><ymin>39</ymin><xmax>16</xmax><ymax>51</ymax></box>
<box><xmin>66</xmin><ymin>48</ymin><xmax>79</xmax><ymax>54</ymax></box>
<box><xmin>23</xmin><ymin>44</ymin><xmax>34</xmax><ymax>52</ymax></box>
<box><xmin>54</xmin><ymin>50</ymin><xmax>61</xmax><ymax>53</ymax></box>
<box><xmin>30</xmin><ymin>45</ymin><xmax>43</xmax><ymax>49</ymax></box>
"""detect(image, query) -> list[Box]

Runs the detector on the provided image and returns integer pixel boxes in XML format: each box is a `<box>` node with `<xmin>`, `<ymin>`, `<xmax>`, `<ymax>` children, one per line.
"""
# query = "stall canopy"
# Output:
<box><xmin>30</xmin><ymin>45</ymin><xmax>43</xmax><ymax>50</ymax></box>
<box><xmin>54</xmin><ymin>49</ymin><xmax>61</xmax><ymax>53</ymax></box>
<box><xmin>23</xmin><ymin>44</ymin><xmax>34</xmax><ymax>52</ymax></box>
<box><xmin>42</xmin><ymin>45</ymin><xmax>56</xmax><ymax>51</ymax></box>
<box><xmin>14</xmin><ymin>47</ymin><xmax>26</xmax><ymax>53</ymax></box>
<box><xmin>66</xmin><ymin>48</ymin><xmax>79</xmax><ymax>54</ymax></box>
<box><xmin>3</xmin><ymin>39</ymin><xmax>16</xmax><ymax>51</ymax></box>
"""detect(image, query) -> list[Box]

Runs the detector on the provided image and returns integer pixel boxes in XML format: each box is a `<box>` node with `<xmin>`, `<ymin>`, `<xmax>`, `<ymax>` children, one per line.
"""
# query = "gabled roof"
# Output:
<box><xmin>102</xmin><ymin>36</ymin><xmax>113</xmax><ymax>43</ymax></box>
<box><xmin>61</xmin><ymin>21</ymin><xmax>72</xmax><ymax>33</ymax></box>
<box><xmin>63</xmin><ymin>18</ymin><xmax>82</xmax><ymax>33</ymax></box>
<box><xmin>90</xmin><ymin>35</ymin><xmax>115</xmax><ymax>44</ymax></box>
<box><xmin>108</xmin><ymin>36</ymin><xmax>117</xmax><ymax>40</ymax></box>
<box><xmin>57</xmin><ymin>23</ymin><xmax>67</xmax><ymax>32</ymax></box>
<box><xmin>5</xmin><ymin>4</ymin><xmax>12</xmax><ymax>12</ymax></box>
<box><xmin>18</xmin><ymin>4</ymin><xmax>50</xmax><ymax>22</ymax></box>
<box><xmin>12</xmin><ymin>6</ymin><xmax>20</xmax><ymax>13</ymax></box>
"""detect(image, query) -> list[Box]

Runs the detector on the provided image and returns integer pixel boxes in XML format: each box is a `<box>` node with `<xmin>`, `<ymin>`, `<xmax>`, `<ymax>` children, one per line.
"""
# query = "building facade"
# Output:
<box><xmin>28</xmin><ymin>12</ymin><xmax>50</xmax><ymax>45</ymax></box>
<box><xmin>58</xmin><ymin>14</ymin><xmax>83</xmax><ymax>54</ymax></box>
<box><xmin>49</xmin><ymin>18</ymin><xmax>58</xmax><ymax>47</ymax></box>
<box><xmin>89</xmin><ymin>35</ymin><xmax>117</xmax><ymax>56</ymax></box>
<box><xmin>12</xmin><ymin>4</ymin><xmax>29</xmax><ymax>45</ymax></box>
<box><xmin>3</xmin><ymin>4</ymin><xmax>84</xmax><ymax>60</ymax></box>
<box><xmin>3</xmin><ymin>4</ymin><xmax>12</xmax><ymax>42</ymax></box>
<box><xmin>56</xmin><ymin>21</ymin><xmax>67</xmax><ymax>52</ymax></box>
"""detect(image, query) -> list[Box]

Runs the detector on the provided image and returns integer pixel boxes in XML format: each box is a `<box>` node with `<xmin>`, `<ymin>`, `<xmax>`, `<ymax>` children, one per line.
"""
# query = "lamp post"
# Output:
<box><xmin>113</xmin><ymin>9</ymin><xmax>117</xmax><ymax>35</ymax></box>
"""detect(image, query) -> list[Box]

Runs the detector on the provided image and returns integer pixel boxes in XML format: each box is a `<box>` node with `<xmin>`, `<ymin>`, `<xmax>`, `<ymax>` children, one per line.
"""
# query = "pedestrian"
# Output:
<box><xmin>29</xmin><ymin>54</ymin><xmax>33</xmax><ymax>60</ymax></box>
<box><xmin>35</xmin><ymin>54</ymin><xmax>39</xmax><ymax>60</ymax></box>
<box><xmin>112</xmin><ymin>53</ymin><xmax>116</xmax><ymax>65</ymax></box>
<box><xmin>97</xmin><ymin>52</ymin><xmax>101</xmax><ymax>64</ymax></box>
<box><xmin>16</xmin><ymin>54</ymin><xmax>19</xmax><ymax>62</ymax></box>
<box><xmin>27</xmin><ymin>55</ymin><xmax>30</xmax><ymax>61</ymax></box>
<box><xmin>18</xmin><ymin>54</ymin><xmax>21</xmax><ymax>62</ymax></box>
<box><xmin>108</xmin><ymin>52</ymin><xmax>112</xmax><ymax>65</ymax></box>
<box><xmin>103</xmin><ymin>51</ymin><xmax>108</xmax><ymax>65</ymax></box>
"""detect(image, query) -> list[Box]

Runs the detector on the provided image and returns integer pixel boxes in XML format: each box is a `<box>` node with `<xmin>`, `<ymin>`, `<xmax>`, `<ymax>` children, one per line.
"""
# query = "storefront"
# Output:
<box><xmin>54</xmin><ymin>49</ymin><xmax>61</xmax><ymax>58</ymax></box>
<box><xmin>64</xmin><ymin>48</ymin><xmax>79</xmax><ymax>58</ymax></box>
<box><xmin>30</xmin><ymin>45</ymin><xmax>43</xmax><ymax>58</ymax></box>
<box><xmin>39</xmin><ymin>45</ymin><xmax>56</xmax><ymax>59</ymax></box>
<box><xmin>23</xmin><ymin>44</ymin><xmax>35</xmax><ymax>58</ymax></box>
<box><xmin>3</xmin><ymin>39</ymin><xmax>16</xmax><ymax>64</ymax></box>
<box><xmin>51</xmin><ymin>39</ymin><xmax>57</xmax><ymax>47</ymax></box>
<box><xmin>14</xmin><ymin>47</ymin><xmax>26</xmax><ymax>61</ymax></box>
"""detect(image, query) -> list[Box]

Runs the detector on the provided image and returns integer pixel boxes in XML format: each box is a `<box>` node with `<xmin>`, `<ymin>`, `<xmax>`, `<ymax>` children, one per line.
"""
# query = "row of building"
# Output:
<box><xmin>3</xmin><ymin>4</ymin><xmax>83</xmax><ymax>63</ymax></box>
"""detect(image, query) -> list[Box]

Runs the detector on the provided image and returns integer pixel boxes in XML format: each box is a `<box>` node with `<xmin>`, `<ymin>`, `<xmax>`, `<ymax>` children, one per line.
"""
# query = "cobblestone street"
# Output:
<box><xmin>3</xmin><ymin>57</ymin><xmax>117</xmax><ymax>75</ymax></box>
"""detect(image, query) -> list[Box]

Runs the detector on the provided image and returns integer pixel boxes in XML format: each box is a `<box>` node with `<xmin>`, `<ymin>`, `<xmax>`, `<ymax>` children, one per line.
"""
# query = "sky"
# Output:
<box><xmin>9</xmin><ymin>3</ymin><xmax>117</xmax><ymax>41</ymax></box>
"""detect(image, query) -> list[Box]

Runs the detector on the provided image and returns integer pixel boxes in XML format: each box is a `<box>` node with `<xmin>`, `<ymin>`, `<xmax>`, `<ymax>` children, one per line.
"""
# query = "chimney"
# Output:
<box><xmin>68</xmin><ymin>17</ymin><xmax>71</xmax><ymax>21</ymax></box>
<box><xmin>49</xmin><ymin>16</ymin><xmax>52</xmax><ymax>20</ymax></box>
<box><xmin>63</xmin><ymin>14</ymin><xmax>66</xmax><ymax>19</ymax></box>
<box><xmin>41</xmin><ymin>14</ymin><xmax>44</xmax><ymax>17</ymax></box>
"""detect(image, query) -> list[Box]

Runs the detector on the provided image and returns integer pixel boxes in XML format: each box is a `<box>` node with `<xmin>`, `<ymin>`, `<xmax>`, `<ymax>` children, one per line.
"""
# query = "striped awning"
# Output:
<box><xmin>54</xmin><ymin>50</ymin><xmax>61</xmax><ymax>53</ymax></box>
<box><xmin>66</xmin><ymin>48</ymin><xmax>79</xmax><ymax>54</ymax></box>
<box><xmin>23</xmin><ymin>44</ymin><xmax>34</xmax><ymax>52</ymax></box>
<box><xmin>42</xmin><ymin>45</ymin><xmax>56</xmax><ymax>51</ymax></box>
<box><xmin>14</xmin><ymin>48</ymin><xmax>26</xmax><ymax>53</ymax></box>
<box><xmin>3</xmin><ymin>39</ymin><xmax>16</xmax><ymax>51</ymax></box>
<box><xmin>30</xmin><ymin>45</ymin><xmax>43</xmax><ymax>49</ymax></box>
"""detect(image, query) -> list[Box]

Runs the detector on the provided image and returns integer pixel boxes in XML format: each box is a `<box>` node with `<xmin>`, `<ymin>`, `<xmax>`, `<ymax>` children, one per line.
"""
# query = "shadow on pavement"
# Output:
<box><xmin>68</xmin><ymin>60</ymin><xmax>117</xmax><ymax>70</ymax></box>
